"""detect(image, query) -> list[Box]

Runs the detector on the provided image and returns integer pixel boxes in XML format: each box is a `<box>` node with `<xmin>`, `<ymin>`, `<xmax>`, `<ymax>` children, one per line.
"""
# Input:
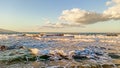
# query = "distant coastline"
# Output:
<box><xmin>0</xmin><ymin>32</ymin><xmax>120</xmax><ymax>35</ymax></box>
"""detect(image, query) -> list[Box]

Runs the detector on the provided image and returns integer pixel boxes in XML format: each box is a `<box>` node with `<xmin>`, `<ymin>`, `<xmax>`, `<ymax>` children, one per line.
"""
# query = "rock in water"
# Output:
<box><xmin>0</xmin><ymin>45</ymin><xmax>8</xmax><ymax>51</ymax></box>
<box><xmin>39</xmin><ymin>55</ymin><xmax>51</xmax><ymax>60</ymax></box>
<box><xmin>102</xmin><ymin>64</ymin><xmax>115</xmax><ymax>68</ymax></box>
<box><xmin>72</xmin><ymin>55</ymin><xmax>88</xmax><ymax>60</ymax></box>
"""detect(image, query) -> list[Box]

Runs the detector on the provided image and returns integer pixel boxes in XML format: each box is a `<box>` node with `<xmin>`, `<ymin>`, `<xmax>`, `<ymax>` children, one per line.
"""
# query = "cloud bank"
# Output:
<box><xmin>59</xmin><ymin>8</ymin><xmax>109</xmax><ymax>25</ymax></box>
<box><xmin>41</xmin><ymin>20</ymin><xmax>84</xmax><ymax>28</ymax></box>
<box><xmin>41</xmin><ymin>0</ymin><xmax>120</xmax><ymax>28</ymax></box>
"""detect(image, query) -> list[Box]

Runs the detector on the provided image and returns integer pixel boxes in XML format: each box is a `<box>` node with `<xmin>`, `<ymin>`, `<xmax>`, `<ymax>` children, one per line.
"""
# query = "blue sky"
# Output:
<box><xmin>0</xmin><ymin>0</ymin><xmax>120</xmax><ymax>32</ymax></box>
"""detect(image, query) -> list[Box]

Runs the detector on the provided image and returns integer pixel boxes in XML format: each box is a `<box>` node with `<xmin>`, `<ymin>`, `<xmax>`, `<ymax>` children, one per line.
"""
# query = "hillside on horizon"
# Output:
<box><xmin>0</xmin><ymin>28</ymin><xmax>17</xmax><ymax>33</ymax></box>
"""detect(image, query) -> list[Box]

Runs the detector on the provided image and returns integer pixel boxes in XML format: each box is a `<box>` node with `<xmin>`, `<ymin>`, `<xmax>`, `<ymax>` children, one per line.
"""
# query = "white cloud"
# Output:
<box><xmin>113</xmin><ymin>0</ymin><xmax>120</xmax><ymax>4</ymax></box>
<box><xmin>104</xmin><ymin>0</ymin><xmax>120</xmax><ymax>19</ymax></box>
<box><xmin>42</xmin><ymin>22</ymin><xmax>64</xmax><ymax>28</ymax></box>
<box><xmin>41</xmin><ymin>20</ymin><xmax>84</xmax><ymax>28</ymax></box>
<box><xmin>59</xmin><ymin>8</ymin><xmax>110</xmax><ymax>25</ymax></box>
<box><xmin>106</xmin><ymin>1</ymin><xmax>113</xmax><ymax>6</ymax></box>
<box><xmin>41</xmin><ymin>0</ymin><xmax>120</xmax><ymax>28</ymax></box>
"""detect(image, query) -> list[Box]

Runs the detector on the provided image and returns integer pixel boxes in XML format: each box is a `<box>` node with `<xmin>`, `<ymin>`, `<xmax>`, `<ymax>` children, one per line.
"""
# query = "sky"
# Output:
<box><xmin>0</xmin><ymin>0</ymin><xmax>120</xmax><ymax>32</ymax></box>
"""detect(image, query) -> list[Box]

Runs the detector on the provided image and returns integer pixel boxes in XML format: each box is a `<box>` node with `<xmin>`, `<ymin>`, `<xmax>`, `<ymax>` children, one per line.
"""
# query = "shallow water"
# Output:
<box><xmin>0</xmin><ymin>34</ymin><xmax>120</xmax><ymax>68</ymax></box>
